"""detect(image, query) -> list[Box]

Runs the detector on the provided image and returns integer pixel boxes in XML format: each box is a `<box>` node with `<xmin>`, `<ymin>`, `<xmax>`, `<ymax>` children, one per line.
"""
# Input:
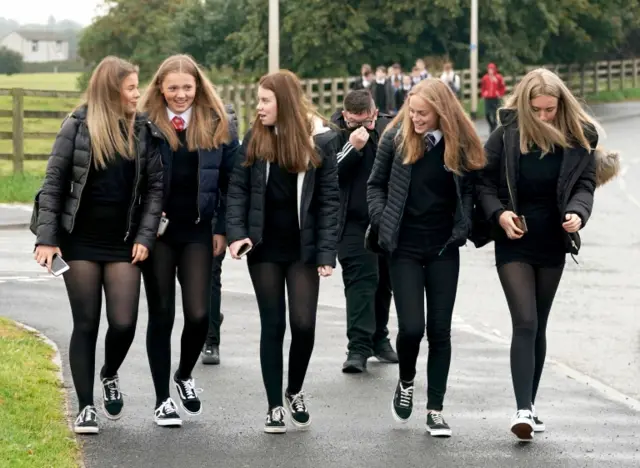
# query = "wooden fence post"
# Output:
<box><xmin>11</xmin><ymin>88</ymin><xmax>24</xmax><ymax>174</ymax></box>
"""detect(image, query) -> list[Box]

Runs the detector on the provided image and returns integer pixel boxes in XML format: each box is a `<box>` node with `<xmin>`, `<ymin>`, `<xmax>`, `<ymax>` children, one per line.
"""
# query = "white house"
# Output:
<box><xmin>0</xmin><ymin>30</ymin><xmax>69</xmax><ymax>63</ymax></box>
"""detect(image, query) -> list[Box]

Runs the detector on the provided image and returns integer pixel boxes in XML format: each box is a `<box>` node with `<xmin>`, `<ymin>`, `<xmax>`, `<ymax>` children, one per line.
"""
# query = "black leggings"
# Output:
<box><xmin>389</xmin><ymin>250</ymin><xmax>460</xmax><ymax>412</ymax></box>
<box><xmin>248</xmin><ymin>261</ymin><xmax>319</xmax><ymax>409</ymax></box>
<box><xmin>497</xmin><ymin>262</ymin><xmax>564</xmax><ymax>410</ymax></box>
<box><xmin>64</xmin><ymin>260</ymin><xmax>141</xmax><ymax>410</ymax></box>
<box><xmin>143</xmin><ymin>240</ymin><xmax>212</xmax><ymax>406</ymax></box>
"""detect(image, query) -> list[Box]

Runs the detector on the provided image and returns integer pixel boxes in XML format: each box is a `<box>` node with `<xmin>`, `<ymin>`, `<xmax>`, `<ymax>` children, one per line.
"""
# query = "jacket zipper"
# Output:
<box><xmin>195</xmin><ymin>148</ymin><xmax>201</xmax><ymax>224</ymax></box>
<box><xmin>124</xmin><ymin>138</ymin><xmax>141</xmax><ymax>242</ymax></box>
<box><xmin>70</xmin><ymin>138</ymin><xmax>91</xmax><ymax>233</ymax></box>
<box><xmin>438</xmin><ymin>172</ymin><xmax>465</xmax><ymax>256</ymax></box>
<box><xmin>504</xmin><ymin>134</ymin><xmax>517</xmax><ymax>214</ymax></box>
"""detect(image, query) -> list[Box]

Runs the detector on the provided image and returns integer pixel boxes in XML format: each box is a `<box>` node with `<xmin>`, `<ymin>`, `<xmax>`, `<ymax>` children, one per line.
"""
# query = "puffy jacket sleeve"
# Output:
<box><xmin>35</xmin><ymin>116</ymin><xmax>79</xmax><ymax>247</ymax></box>
<box><xmin>226</xmin><ymin>135</ymin><xmax>251</xmax><ymax>244</ymax></box>
<box><xmin>133</xmin><ymin>135</ymin><xmax>164</xmax><ymax>250</ymax></box>
<box><xmin>475</xmin><ymin>126</ymin><xmax>506</xmax><ymax>222</ymax></box>
<box><xmin>367</xmin><ymin>128</ymin><xmax>396</xmax><ymax>228</ymax></box>
<box><xmin>314</xmin><ymin>140</ymin><xmax>340</xmax><ymax>267</ymax></box>
<box><xmin>565</xmin><ymin>133</ymin><xmax>598</xmax><ymax>228</ymax></box>
<box><xmin>214</xmin><ymin>111</ymin><xmax>240</xmax><ymax>235</ymax></box>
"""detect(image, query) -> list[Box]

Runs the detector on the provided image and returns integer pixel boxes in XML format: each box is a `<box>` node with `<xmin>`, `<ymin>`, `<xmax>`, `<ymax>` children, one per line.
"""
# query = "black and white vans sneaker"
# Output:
<box><xmin>74</xmin><ymin>405</ymin><xmax>99</xmax><ymax>434</ymax></box>
<box><xmin>154</xmin><ymin>398</ymin><xmax>183</xmax><ymax>427</ymax></box>
<box><xmin>511</xmin><ymin>409</ymin><xmax>535</xmax><ymax>441</ymax></box>
<box><xmin>173</xmin><ymin>374</ymin><xmax>202</xmax><ymax>415</ymax></box>
<box><xmin>264</xmin><ymin>406</ymin><xmax>287</xmax><ymax>434</ymax></box>
<box><xmin>285</xmin><ymin>390</ymin><xmax>311</xmax><ymax>428</ymax></box>
<box><xmin>531</xmin><ymin>404</ymin><xmax>545</xmax><ymax>432</ymax></box>
<box><xmin>100</xmin><ymin>374</ymin><xmax>123</xmax><ymax>420</ymax></box>
<box><xmin>391</xmin><ymin>380</ymin><xmax>414</xmax><ymax>423</ymax></box>
<box><xmin>426</xmin><ymin>411</ymin><xmax>452</xmax><ymax>437</ymax></box>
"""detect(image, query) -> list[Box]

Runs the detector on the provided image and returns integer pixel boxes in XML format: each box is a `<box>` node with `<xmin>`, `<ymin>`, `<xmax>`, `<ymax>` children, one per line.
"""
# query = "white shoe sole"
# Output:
<box><xmin>511</xmin><ymin>421</ymin><xmax>534</xmax><ymax>441</ymax></box>
<box><xmin>285</xmin><ymin>400</ymin><xmax>311</xmax><ymax>429</ymax></box>
<box><xmin>74</xmin><ymin>426</ymin><xmax>99</xmax><ymax>434</ymax></box>
<box><xmin>155</xmin><ymin>417</ymin><xmax>183</xmax><ymax>427</ymax></box>
<box><xmin>174</xmin><ymin>381</ymin><xmax>202</xmax><ymax>416</ymax></box>
<box><xmin>391</xmin><ymin>398</ymin><xmax>412</xmax><ymax>423</ymax></box>
<box><xmin>101</xmin><ymin>399</ymin><xmax>123</xmax><ymax>421</ymax></box>
<box><xmin>264</xmin><ymin>425</ymin><xmax>287</xmax><ymax>434</ymax></box>
<box><xmin>427</xmin><ymin>427</ymin><xmax>452</xmax><ymax>437</ymax></box>
<box><xmin>533</xmin><ymin>421</ymin><xmax>546</xmax><ymax>432</ymax></box>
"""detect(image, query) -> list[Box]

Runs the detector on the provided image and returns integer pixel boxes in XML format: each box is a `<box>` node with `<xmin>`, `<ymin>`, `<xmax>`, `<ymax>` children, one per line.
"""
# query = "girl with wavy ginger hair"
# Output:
<box><xmin>34</xmin><ymin>56</ymin><xmax>164</xmax><ymax>434</ymax></box>
<box><xmin>226</xmin><ymin>69</ymin><xmax>339</xmax><ymax>434</ymax></box>
<box><xmin>367</xmin><ymin>78</ymin><xmax>485</xmax><ymax>437</ymax></box>
<box><xmin>139</xmin><ymin>54</ymin><xmax>239</xmax><ymax>427</ymax></box>
<box><xmin>476</xmin><ymin>68</ymin><xmax>616</xmax><ymax>441</ymax></box>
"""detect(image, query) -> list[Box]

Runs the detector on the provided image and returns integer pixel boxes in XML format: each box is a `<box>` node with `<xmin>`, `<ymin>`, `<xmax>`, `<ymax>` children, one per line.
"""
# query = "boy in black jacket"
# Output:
<box><xmin>331</xmin><ymin>90</ymin><xmax>398</xmax><ymax>373</ymax></box>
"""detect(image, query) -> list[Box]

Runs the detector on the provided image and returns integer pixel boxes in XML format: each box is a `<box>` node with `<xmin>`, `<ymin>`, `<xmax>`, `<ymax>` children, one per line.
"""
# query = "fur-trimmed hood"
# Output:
<box><xmin>594</xmin><ymin>146</ymin><xmax>620</xmax><ymax>188</ymax></box>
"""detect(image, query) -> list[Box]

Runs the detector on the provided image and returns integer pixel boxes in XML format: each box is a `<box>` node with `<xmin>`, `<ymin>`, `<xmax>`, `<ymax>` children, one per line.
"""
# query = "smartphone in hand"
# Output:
<box><xmin>50</xmin><ymin>253</ymin><xmax>70</xmax><ymax>277</ymax></box>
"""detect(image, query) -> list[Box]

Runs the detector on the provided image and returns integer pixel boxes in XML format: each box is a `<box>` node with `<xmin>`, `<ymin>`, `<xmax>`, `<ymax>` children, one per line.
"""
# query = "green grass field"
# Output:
<box><xmin>0</xmin><ymin>317</ymin><xmax>80</xmax><ymax>468</ymax></box>
<box><xmin>0</xmin><ymin>73</ymin><xmax>80</xmax><ymax>91</ymax></box>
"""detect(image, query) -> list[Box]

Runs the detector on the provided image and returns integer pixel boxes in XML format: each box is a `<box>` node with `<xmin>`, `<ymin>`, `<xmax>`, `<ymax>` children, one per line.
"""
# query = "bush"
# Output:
<box><xmin>0</xmin><ymin>46</ymin><xmax>24</xmax><ymax>75</ymax></box>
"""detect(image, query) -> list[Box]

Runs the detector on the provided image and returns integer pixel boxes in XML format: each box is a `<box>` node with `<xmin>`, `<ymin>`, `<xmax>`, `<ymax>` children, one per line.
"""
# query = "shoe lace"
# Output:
<box><xmin>156</xmin><ymin>398</ymin><xmax>178</xmax><ymax>417</ymax></box>
<box><xmin>516</xmin><ymin>409</ymin><xmax>533</xmax><ymax>420</ymax></box>
<box><xmin>429</xmin><ymin>411</ymin><xmax>445</xmax><ymax>425</ymax></box>
<box><xmin>398</xmin><ymin>383</ymin><xmax>414</xmax><ymax>408</ymax></box>
<box><xmin>103</xmin><ymin>376</ymin><xmax>120</xmax><ymax>401</ymax></box>
<box><xmin>78</xmin><ymin>405</ymin><xmax>97</xmax><ymax>423</ymax></box>
<box><xmin>179</xmin><ymin>378</ymin><xmax>203</xmax><ymax>400</ymax></box>
<box><xmin>269</xmin><ymin>406</ymin><xmax>286</xmax><ymax>423</ymax></box>
<box><xmin>288</xmin><ymin>391</ymin><xmax>307</xmax><ymax>413</ymax></box>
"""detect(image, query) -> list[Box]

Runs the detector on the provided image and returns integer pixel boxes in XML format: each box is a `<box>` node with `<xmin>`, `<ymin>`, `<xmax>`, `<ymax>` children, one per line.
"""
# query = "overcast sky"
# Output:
<box><xmin>3</xmin><ymin>0</ymin><xmax>105</xmax><ymax>26</ymax></box>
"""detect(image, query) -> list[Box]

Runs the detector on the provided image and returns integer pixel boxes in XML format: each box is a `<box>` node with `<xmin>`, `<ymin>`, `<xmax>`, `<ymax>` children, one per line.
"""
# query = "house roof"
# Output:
<box><xmin>14</xmin><ymin>30</ymin><xmax>68</xmax><ymax>42</ymax></box>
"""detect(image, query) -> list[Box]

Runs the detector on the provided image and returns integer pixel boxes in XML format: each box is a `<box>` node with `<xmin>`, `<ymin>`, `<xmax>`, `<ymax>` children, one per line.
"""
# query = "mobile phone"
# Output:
<box><xmin>237</xmin><ymin>242</ymin><xmax>253</xmax><ymax>258</ymax></box>
<box><xmin>514</xmin><ymin>215</ymin><xmax>528</xmax><ymax>234</ymax></box>
<box><xmin>158</xmin><ymin>216</ymin><xmax>169</xmax><ymax>236</ymax></box>
<box><xmin>51</xmin><ymin>253</ymin><xmax>70</xmax><ymax>277</ymax></box>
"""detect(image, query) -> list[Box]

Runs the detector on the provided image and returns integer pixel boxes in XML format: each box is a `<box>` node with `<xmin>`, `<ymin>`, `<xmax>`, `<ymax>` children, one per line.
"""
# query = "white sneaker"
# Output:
<box><xmin>531</xmin><ymin>404</ymin><xmax>545</xmax><ymax>432</ymax></box>
<box><xmin>510</xmin><ymin>409</ymin><xmax>534</xmax><ymax>441</ymax></box>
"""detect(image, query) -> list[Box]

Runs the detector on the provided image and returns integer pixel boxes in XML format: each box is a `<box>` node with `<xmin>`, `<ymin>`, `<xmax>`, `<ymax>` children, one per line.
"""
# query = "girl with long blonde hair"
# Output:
<box><xmin>33</xmin><ymin>56</ymin><xmax>164</xmax><ymax>434</ymax></box>
<box><xmin>476</xmin><ymin>68</ymin><xmax>609</xmax><ymax>441</ymax></box>
<box><xmin>226</xmin><ymin>70</ymin><xmax>339</xmax><ymax>433</ymax></box>
<box><xmin>367</xmin><ymin>78</ymin><xmax>485</xmax><ymax>437</ymax></box>
<box><xmin>139</xmin><ymin>54</ymin><xmax>239</xmax><ymax>427</ymax></box>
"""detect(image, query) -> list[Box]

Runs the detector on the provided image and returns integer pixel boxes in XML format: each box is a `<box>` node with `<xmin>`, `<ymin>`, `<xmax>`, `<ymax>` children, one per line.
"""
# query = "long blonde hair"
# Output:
<box><xmin>140</xmin><ymin>54</ymin><xmax>230</xmax><ymax>151</ymax></box>
<box><xmin>501</xmin><ymin>68</ymin><xmax>601</xmax><ymax>154</ymax></box>
<box><xmin>82</xmin><ymin>56</ymin><xmax>138</xmax><ymax>169</ymax></box>
<box><xmin>385</xmin><ymin>78</ymin><xmax>486</xmax><ymax>173</ymax></box>
<box><xmin>245</xmin><ymin>70</ymin><xmax>321</xmax><ymax>172</ymax></box>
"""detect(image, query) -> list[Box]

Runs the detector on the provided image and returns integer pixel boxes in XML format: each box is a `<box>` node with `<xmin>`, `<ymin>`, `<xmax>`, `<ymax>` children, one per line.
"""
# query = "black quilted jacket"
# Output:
<box><xmin>35</xmin><ymin>106</ymin><xmax>164</xmax><ymax>250</ymax></box>
<box><xmin>366</xmin><ymin>126</ymin><xmax>474</xmax><ymax>254</ymax></box>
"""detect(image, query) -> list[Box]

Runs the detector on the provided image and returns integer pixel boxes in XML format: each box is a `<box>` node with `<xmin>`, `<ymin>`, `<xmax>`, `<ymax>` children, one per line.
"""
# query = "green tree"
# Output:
<box><xmin>0</xmin><ymin>47</ymin><xmax>23</xmax><ymax>75</ymax></box>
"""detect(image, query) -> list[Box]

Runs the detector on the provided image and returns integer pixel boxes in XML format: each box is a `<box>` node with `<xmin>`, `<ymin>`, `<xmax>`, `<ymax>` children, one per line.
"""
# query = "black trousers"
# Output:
<box><xmin>389</xmin><ymin>248</ymin><xmax>460</xmax><ymax>412</ymax></box>
<box><xmin>338</xmin><ymin>224</ymin><xmax>392</xmax><ymax>356</ymax></box>
<box><xmin>485</xmin><ymin>98</ymin><xmax>500</xmax><ymax>133</ymax></box>
<box><xmin>206</xmin><ymin>250</ymin><xmax>225</xmax><ymax>346</ymax></box>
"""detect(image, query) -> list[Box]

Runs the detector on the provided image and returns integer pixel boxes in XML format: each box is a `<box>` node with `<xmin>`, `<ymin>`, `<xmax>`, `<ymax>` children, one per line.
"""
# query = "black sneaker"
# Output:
<box><xmin>173</xmin><ymin>374</ymin><xmax>202</xmax><ymax>415</ymax></box>
<box><xmin>264</xmin><ymin>406</ymin><xmax>287</xmax><ymax>434</ymax></box>
<box><xmin>285</xmin><ymin>390</ymin><xmax>311</xmax><ymax>428</ymax></box>
<box><xmin>531</xmin><ymin>404</ymin><xmax>545</xmax><ymax>432</ymax></box>
<box><xmin>342</xmin><ymin>352</ymin><xmax>367</xmax><ymax>373</ymax></box>
<box><xmin>426</xmin><ymin>411</ymin><xmax>452</xmax><ymax>437</ymax></box>
<box><xmin>154</xmin><ymin>398</ymin><xmax>183</xmax><ymax>427</ymax></box>
<box><xmin>201</xmin><ymin>344</ymin><xmax>220</xmax><ymax>365</ymax></box>
<box><xmin>510</xmin><ymin>409</ymin><xmax>535</xmax><ymax>441</ymax></box>
<box><xmin>74</xmin><ymin>405</ymin><xmax>99</xmax><ymax>434</ymax></box>
<box><xmin>391</xmin><ymin>380</ymin><xmax>414</xmax><ymax>423</ymax></box>
<box><xmin>100</xmin><ymin>374</ymin><xmax>123</xmax><ymax>420</ymax></box>
<box><xmin>374</xmin><ymin>340</ymin><xmax>399</xmax><ymax>363</ymax></box>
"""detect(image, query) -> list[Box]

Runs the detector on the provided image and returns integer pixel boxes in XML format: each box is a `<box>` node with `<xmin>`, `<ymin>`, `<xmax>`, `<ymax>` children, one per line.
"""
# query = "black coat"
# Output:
<box><xmin>367</xmin><ymin>126</ymin><xmax>474</xmax><ymax>254</ymax></box>
<box><xmin>474</xmin><ymin>109</ymin><xmax>598</xmax><ymax>254</ymax></box>
<box><xmin>34</xmin><ymin>106</ymin><xmax>164</xmax><ymax>250</ymax></box>
<box><xmin>226</xmin><ymin>122</ymin><xmax>340</xmax><ymax>267</ymax></box>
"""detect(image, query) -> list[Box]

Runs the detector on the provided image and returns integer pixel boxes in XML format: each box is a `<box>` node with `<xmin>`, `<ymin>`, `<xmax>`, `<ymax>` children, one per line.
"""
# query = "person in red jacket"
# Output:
<box><xmin>480</xmin><ymin>63</ymin><xmax>506</xmax><ymax>133</ymax></box>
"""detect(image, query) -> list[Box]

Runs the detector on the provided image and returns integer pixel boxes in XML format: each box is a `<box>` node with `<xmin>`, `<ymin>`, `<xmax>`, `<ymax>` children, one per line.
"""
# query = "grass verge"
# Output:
<box><xmin>0</xmin><ymin>317</ymin><xmax>80</xmax><ymax>468</ymax></box>
<box><xmin>0</xmin><ymin>172</ymin><xmax>43</xmax><ymax>204</ymax></box>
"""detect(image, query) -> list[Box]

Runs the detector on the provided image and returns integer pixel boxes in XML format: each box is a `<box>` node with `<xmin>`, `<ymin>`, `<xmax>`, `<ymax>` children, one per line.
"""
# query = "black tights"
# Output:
<box><xmin>498</xmin><ymin>262</ymin><xmax>564</xmax><ymax>410</ymax></box>
<box><xmin>248</xmin><ymin>261</ymin><xmax>319</xmax><ymax>409</ymax></box>
<box><xmin>143</xmin><ymin>240</ymin><xmax>212</xmax><ymax>406</ymax></box>
<box><xmin>64</xmin><ymin>260</ymin><xmax>141</xmax><ymax>410</ymax></box>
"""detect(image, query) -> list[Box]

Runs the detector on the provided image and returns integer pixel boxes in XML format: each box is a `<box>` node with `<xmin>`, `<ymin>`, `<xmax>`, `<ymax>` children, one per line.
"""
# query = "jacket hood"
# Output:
<box><xmin>594</xmin><ymin>147</ymin><xmax>620</xmax><ymax>188</ymax></box>
<box><xmin>311</xmin><ymin>114</ymin><xmax>331</xmax><ymax>136</ymax></box>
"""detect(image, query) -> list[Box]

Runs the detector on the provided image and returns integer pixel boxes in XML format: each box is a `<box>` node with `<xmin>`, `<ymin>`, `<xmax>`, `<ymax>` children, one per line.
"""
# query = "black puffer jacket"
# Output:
<box><xmin>367</xmin><ymin>126</ymin><xmax>474</xmax><ymax>254</ymax></box>
<box><xmin>35</xmin><ymin>106</ymin><xmax>164</xmax><ymax>250</ymax></box>
<box><xmin>474</xmin><ymin>109</ymin><xmax>598</xmax><ymax>254</ymax></box>
<box><xmin>226</xmin><ymin>122</ymin><xmax>340</xmax><ymax>267</ymax></box>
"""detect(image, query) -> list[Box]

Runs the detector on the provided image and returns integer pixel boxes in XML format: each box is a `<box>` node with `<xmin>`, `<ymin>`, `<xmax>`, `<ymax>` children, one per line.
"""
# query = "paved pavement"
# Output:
<box><xmin>1</xmin><ymin>103</ymin><xmax>640</xmax><ymax>466</ymax></box>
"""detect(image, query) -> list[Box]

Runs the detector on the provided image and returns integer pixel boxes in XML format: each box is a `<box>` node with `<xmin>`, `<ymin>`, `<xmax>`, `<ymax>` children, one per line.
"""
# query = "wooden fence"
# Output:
<box><xmin>2</xmin><ymin>58</ymin><xmax>640</xmax><ymax>173</ymax></box>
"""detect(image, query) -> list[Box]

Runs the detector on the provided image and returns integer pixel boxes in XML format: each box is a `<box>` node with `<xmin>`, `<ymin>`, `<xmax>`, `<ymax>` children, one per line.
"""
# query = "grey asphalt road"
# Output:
<box><xmin>1</xmin><ymin>102</ymin><xmax>640</xmax><ymax>467</ymax></box>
